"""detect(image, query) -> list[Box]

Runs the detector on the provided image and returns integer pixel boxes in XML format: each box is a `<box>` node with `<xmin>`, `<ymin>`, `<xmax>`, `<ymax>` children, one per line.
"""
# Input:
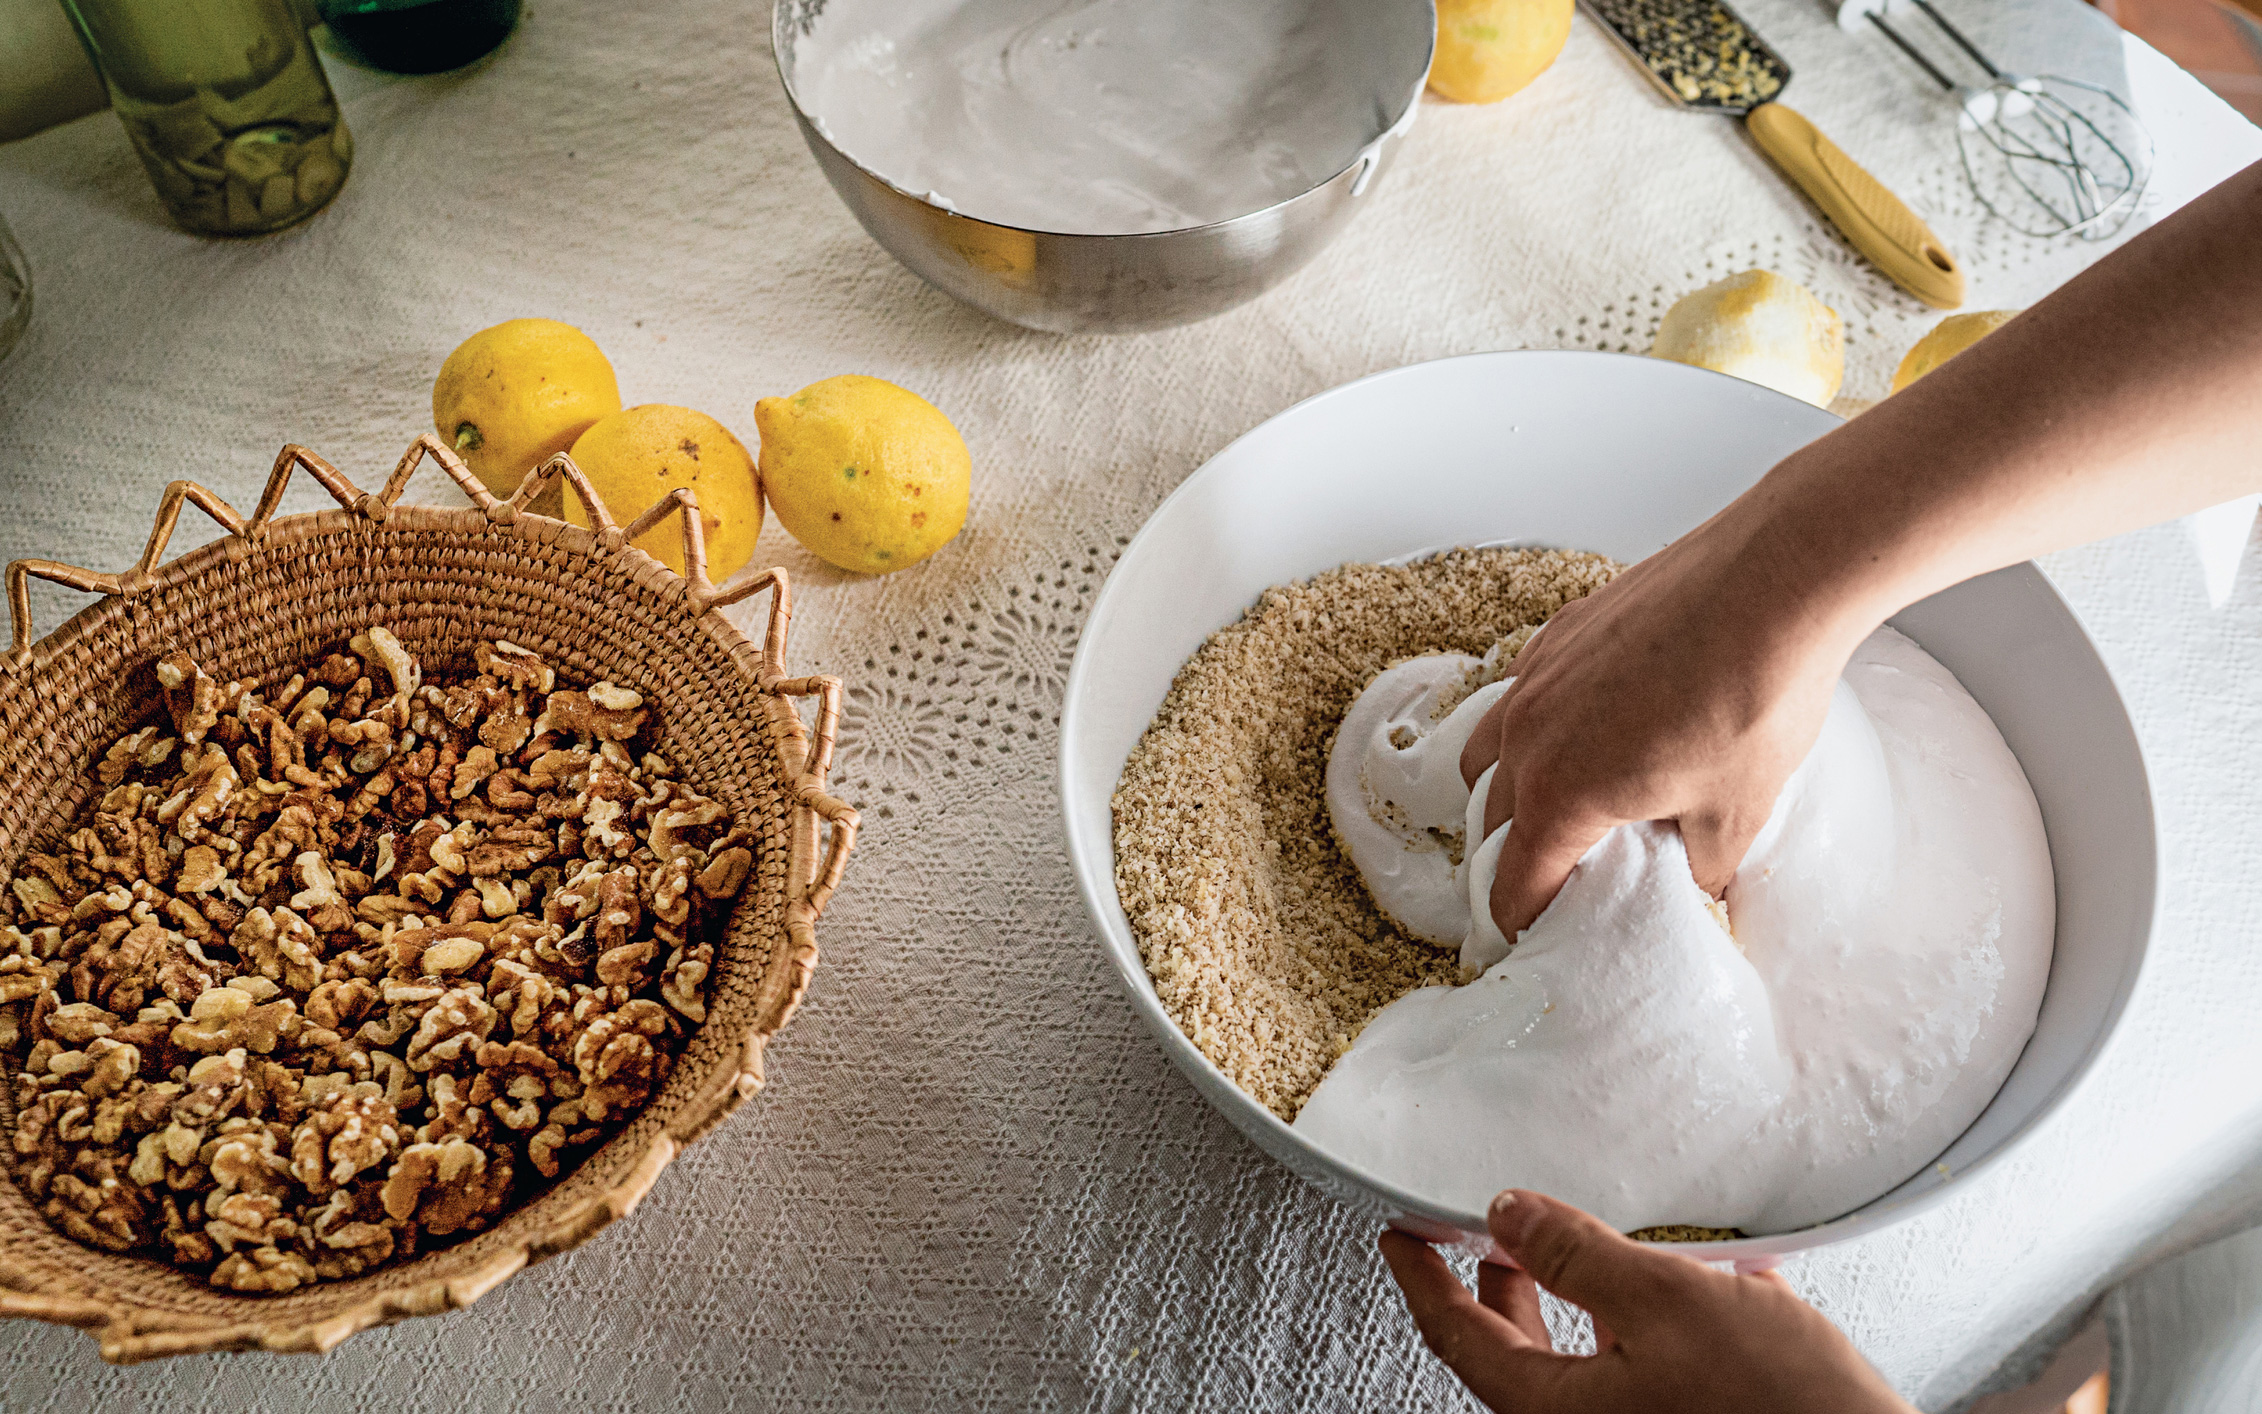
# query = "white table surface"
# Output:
<box><xmin>0</xmin><ymin>0</ymin><xmax>2258</xmax><ymax>1408</ymax></box>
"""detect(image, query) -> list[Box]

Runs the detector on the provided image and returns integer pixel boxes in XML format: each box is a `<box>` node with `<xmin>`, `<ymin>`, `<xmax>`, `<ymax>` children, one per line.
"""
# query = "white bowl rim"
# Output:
<box><xmin>1057</xmin><ymin>347</ymin><xmax>2162</xmax><ymax>1259</ymax></box>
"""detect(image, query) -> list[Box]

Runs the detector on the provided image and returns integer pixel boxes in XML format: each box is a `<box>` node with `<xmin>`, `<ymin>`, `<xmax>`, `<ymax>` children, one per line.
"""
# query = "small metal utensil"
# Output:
<box><xmin>1841</xmin><ymin>0</ymin><xmax>2152</xmax><ymax>241</ymax></box>
<box><xmin>1582</xmin><ymin>0</ymin><xmax>1967</xmax><ymax>309</ymax></box>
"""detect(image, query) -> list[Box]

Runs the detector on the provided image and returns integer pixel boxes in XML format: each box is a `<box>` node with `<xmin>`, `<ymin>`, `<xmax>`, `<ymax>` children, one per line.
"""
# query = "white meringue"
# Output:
<box><xmin>1297</xmin><ymin>625</ymin><xmax>2055</xmax><ymax>1234</ymax></box>
<box><xmin>1322</xmin><ymin>655</ymin><xmax>1508</xmax><ymax>946</ymax></box>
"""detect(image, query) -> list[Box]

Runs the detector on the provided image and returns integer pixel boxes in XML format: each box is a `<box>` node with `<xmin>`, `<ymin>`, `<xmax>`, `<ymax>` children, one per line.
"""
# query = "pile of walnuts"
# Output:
<box><xmin>0</xmin><ymin>629</ymin><xmax>752</xmax><ymax>1292</ymax></box>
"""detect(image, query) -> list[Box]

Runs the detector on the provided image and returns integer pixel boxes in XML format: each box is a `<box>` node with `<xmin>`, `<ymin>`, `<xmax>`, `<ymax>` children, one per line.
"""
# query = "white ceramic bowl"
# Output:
<box><xmin>1058</xmin><ymin>350</ymin><xmax>2157</xmax><ymax>1260</ymax></box>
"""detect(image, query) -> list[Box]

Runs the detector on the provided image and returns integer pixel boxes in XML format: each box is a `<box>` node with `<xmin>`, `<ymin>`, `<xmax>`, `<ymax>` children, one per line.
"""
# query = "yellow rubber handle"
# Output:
<box><xmin>1746</xmin><ymin>102</ymin><xmax>1966</xmax><ymax>310</ymax></box>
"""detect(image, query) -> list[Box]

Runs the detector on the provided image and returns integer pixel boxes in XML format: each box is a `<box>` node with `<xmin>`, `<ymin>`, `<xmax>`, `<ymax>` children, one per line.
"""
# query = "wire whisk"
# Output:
<box><xmin>1841</xmin><ymin>0</ymin><xmax>2152</xmax><ymax>240</ymax></box>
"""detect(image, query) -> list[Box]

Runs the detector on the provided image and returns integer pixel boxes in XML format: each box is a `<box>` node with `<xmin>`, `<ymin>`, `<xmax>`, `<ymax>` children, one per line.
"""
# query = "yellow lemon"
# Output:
<box><xmin>1429</xmin><ymin>0</ymin><xmax>1574</xmax><ymax>104</ymax></box>
<box><xmin>754</xmin><ymin>375</ymin><xmax>970</xmax><ymax>576</ymax></box>
<box><xmin>1651</xmin><ymin>269</ymin><xmax>1844</xmax><ymax>408</ymax></box>
<box><xmin>1891</xmin><ymin>310</ymin><xmax>2020</xmax><ymax>393</ymax></box>
<box><xmin>563</xmin><ymin>405</ymin><xmax>763</xmax><ymax>584</ymax></box>
<box><xmin>432</xmin><ymin>319</ymin><xmax>621</xmax><ymax>506</ymax></box>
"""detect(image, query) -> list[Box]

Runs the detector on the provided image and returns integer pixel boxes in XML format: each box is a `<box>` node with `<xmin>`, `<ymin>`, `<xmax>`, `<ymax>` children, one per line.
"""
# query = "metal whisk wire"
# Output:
<box><xmin>1854</xmin><ymin>0</ymin><xmax>2152</xmax><ymax>239</ymax></box>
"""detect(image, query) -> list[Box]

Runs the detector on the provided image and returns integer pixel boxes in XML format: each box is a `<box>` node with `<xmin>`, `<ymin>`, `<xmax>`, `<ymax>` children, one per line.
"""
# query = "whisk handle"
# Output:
<box><xmin>1747</xmin><ymin>102</ymin><xmax>1967</xmax><ymax>310</ymax></box>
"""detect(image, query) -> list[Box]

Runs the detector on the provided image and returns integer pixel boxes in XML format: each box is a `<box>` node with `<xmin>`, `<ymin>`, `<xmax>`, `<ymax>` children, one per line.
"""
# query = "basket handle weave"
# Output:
<box><xmin>8</xmin><ymin>443</ymin><xmax>357</xmax><ymax>660</ymax></box>
<box><xmin>4</xmin><ymin>436</ymin><xmax>857</xmax><ymax>914</ymax></box>
<box><xmin>7</xmin><ymin>440</ymin><xmax>413</xmax><ymax>661</ymax></box>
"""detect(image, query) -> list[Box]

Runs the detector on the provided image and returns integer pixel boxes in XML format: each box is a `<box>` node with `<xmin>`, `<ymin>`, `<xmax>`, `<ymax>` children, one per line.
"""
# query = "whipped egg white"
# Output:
<box><xmin>794</xmin><ymin>0</ymin><xmax>1408</xmax><ymax>236</ymax></box>
<box><xmin>1297</xmin><ymin>626</ymin><xmax>2055</xmax><ymax>1234</ymax></box>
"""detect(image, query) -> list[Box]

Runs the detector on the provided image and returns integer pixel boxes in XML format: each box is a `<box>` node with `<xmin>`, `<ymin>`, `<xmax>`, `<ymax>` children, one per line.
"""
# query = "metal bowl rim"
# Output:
<box><xmin>767</xmin><ymin>0</ymin><xmax>1438</xmax><ymax>240</ymax></box>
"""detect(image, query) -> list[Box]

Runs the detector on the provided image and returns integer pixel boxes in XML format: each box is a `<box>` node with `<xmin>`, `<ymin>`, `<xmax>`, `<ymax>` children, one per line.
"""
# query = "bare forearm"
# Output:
<box><xmin>1731</xmin><ymin>159</ymin><xmax>2262</xmax><ymax>650</ymax></box>
<box><xmin>1470</xmin><ymin>162</ymin><xmax>2262</xmax><ymax>930</ymax></box>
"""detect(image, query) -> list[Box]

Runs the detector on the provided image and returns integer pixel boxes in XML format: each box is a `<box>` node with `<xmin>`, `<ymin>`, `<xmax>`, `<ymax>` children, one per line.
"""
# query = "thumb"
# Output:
<box><xmin>1488</xmin><ymin>1191</ymin><xmax>1712</xmax><ymax>1338</ymax></box>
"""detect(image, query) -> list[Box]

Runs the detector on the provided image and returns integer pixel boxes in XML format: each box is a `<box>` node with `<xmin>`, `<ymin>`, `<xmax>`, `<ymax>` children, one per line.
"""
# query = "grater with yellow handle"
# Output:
<box><xmin>1581</xmin><ymin>0</ymin><xmax>1967</xmax><ymax>309</ymax></box>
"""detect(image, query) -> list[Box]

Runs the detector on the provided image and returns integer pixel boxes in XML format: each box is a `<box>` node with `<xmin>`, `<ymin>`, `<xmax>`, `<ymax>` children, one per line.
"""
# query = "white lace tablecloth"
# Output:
<box><xmin>0</xmin><ymin>0</ymin><xmax>2258</xmax><ymax>1407</ymax></box>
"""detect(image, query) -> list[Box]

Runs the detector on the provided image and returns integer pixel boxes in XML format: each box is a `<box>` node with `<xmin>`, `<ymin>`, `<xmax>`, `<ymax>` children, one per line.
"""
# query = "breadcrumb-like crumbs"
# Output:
<box><xmin>1112</xmin><ymin>548</ymin><xmax>1620</xmax><ymax>1121</ymax></box>
<box><xmin>1627</xmin><ymin>1223</ymin><xmax>1743</xmax><ymax>1243</ymax></box>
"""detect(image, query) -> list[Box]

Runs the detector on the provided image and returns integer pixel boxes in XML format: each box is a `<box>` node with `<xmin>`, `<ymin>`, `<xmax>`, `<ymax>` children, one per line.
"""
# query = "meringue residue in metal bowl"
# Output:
<box><xmin>770</xmin><ymin>0</ymin><xmax>1435</xmax><ymax>333</ymax></box>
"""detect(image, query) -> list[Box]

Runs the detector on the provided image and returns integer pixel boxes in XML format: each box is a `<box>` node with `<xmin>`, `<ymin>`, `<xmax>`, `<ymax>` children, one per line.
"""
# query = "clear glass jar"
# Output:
<box><xmin>60</xmin><ymin>0</ymin><xmax>352</xmax><ymax>236</ymax></box>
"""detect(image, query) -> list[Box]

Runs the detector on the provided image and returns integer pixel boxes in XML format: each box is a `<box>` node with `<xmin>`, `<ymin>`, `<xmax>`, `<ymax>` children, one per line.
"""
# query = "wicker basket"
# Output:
<box><xmin>0</xmin><ymin>436</ymin><xmax>857</xmax><ymax>1362</ymax></box>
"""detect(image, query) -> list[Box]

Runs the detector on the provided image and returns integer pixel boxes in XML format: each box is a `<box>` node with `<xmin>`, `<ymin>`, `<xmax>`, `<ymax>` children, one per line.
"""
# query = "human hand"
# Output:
<box><xmin>1456</xmin><ymin>512</ymin><xmax>1864</xmax><ymax>935</ymax></box>
<box><xmin>1378</xmin><ymin>1191</ymin><xmax>1916</xmax><ymax>1414</ymax></box>
<box><xmin>1457</xmin><ymin>162</ymin><xmax>2262</xmax><ymax>941</ymax></box>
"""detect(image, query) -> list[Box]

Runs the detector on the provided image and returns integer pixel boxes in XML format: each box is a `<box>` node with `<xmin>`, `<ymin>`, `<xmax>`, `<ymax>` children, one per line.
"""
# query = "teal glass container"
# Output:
<box><xmin>59</xmin><ymin>0</ymin><xmax>352</xmax><ymax>236</ymax></box>
<box><xmin>318</xmin><ymin>0</ymin><xmax>519</xmax><ymax>75</ymax></box>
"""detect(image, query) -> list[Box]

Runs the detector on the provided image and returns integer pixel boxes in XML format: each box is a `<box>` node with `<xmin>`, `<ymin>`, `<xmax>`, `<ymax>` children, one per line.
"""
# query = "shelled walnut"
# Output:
<box><xmin>2</xmin><ymin>631</ymin><xmax>755</xmax><ymax>1293</ymax></box>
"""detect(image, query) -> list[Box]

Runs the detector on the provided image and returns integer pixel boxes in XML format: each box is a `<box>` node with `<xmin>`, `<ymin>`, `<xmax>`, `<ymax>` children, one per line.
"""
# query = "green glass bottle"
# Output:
<box><xmin>318</xmin><ymin>0</ymin><xmax>520</xmax><ymax>75</ymax></box>
<box><xmin>59</xmin><ymin>0</ymin><xmax>351</xmax><ymax>236</ymax></box>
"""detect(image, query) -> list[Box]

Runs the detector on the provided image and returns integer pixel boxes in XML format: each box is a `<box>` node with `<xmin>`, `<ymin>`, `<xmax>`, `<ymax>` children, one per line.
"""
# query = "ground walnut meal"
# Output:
<box><xmin>0</xmin><ymin>629</ymin><xmax>753</xmax><ymax>1293</ymax></box>
<box><xmin>1113</xmin><ymin>547</ymin><xmax>1621</xmax><ymax>1122</ymax></box>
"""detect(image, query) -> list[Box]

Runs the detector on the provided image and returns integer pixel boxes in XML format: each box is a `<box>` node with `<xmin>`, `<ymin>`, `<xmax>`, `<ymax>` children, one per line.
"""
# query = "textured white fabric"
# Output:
<box><xmin>0</xmin><ymin>0</ymin><xmax>2257</xmax><ymax>1407</ymax></box>
<box><xmin>2108</xmin><ymin>1227</ymin><xmax>2262</xmax><ymax>1414</ymax></box>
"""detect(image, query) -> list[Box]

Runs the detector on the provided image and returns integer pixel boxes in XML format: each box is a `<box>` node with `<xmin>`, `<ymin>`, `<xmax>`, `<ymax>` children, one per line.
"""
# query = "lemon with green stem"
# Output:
<box><xmin>432</xmin><ymin>319</ymin><xmax>620</xmax><ymax>507</ymax></box>
<box><xmin>755</xmin><ymin>376</ymin><xmax>970</xmax><ymax>575</ymax></box>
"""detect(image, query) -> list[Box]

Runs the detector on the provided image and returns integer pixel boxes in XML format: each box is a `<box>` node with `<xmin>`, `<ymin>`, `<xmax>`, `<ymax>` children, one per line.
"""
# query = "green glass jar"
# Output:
<box><xmin>60</xmin><ymin>0</ymin><xmax>351</xmax><ymax>236</ymax></box>
<box><xmin>318</xmin><ymin>0</ymin><xmax>520</xmax><ymax>75</ymax></box>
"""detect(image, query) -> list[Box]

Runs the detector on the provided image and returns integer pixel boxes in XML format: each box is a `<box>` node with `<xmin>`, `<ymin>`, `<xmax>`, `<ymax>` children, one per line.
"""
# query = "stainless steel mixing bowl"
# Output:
<box><xmin>769</xmin><ymin>0</ymin><xmax>1436</xmax><ymax>335</ymax></box>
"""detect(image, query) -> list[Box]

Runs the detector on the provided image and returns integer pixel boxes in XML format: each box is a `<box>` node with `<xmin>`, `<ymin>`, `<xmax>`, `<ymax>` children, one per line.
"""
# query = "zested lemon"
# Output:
<box><xmin>1651</xmin><ymin>269</ymin><xmax>1845</xmax><ymax>408</ymax></box>
<box><xmin>754</xmin><ymin>375</ymin><xmax>970</xmax><ymax>575</ymax></box>
<box><xmin>432</xmin><ymin>318</ymin><xmax>621</xmax><ymax>507</ymax></box>
<box><xmin>1891</xmin><ymin>310</ymin><xmax>2020</xmax><ymax>394</ymax></box>
<box><xmin>563</xmin><ymin>405</ymin><xmax>764</xmax><ymax>584</ymax></box>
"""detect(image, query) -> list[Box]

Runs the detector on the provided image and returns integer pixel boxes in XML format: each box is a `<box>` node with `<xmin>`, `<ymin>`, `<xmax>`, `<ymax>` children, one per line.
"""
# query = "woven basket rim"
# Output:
<box><xmin>0</xmin><ymin>439</ymin><xmax>859</xmax><ymax>1362</ymax></box>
